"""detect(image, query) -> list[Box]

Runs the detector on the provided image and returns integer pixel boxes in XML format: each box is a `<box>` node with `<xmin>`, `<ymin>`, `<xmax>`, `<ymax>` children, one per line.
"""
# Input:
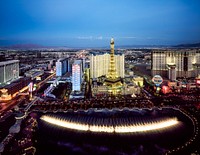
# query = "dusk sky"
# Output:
<box><xmin>0</xmin><ymin>0</ymin><xmax>200</xmax><ymax>47</ymax></box>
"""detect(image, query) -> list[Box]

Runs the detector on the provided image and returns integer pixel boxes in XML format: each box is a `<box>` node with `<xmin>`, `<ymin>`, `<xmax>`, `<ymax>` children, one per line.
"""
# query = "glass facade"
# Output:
<box><xmin>72</xmin><ymin>60</ymin><xmax>82</xmax><ymax>91</ymax></box>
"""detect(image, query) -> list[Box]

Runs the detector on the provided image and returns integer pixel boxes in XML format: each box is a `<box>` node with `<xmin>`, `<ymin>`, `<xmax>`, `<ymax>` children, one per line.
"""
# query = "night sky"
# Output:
<box><xmin>0</xmin><ymin>0</ymin><xmax>200</xmax><ymax>47</ymax></box>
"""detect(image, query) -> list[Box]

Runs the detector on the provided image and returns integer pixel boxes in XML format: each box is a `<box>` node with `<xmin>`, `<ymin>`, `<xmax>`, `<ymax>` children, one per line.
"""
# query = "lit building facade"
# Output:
<box><xmin>0</xmin><ymin>60</ymin><xmax>19</xmax><ymax>84</ymax></box>
<box><xmin>151</xmin><ymin>50</ymin><xmax>200</xmax><ymax>79</ymax></box>
<box><xmin>0</xmin><ymin>77</ymin><xmax>31</xmax><ymax>101</ymax></box>
<box><xmin>90</xmin><ymin>51</ymin><xmax>124</xmax><ymax>79</ymax></box>
<box><xmin>123</xmin><ymin>83</ymin><xmax>141</xmax><ymax>96</ymax></box>
<box><xmin>56</xmin><ymin>58</ymin><xmax>68</xmax><ymax>76</ymax></box>
<box><xmin>132</xmin><ymin>76</ymin><xmax>144</xmax><ymax>87</ymax></box>
<box><xmin>72</xmin><ymin>60</ymin><xmax>82</xmax><ymax>91</ymax></box>
<box><xmin>25</xmin><ymin>69</ymin><xmax>44</xmax><ymax>80</ymax></box>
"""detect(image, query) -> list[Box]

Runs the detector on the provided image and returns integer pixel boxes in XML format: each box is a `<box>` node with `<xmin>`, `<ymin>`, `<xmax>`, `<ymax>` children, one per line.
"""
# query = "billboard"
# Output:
<box><xmin>162</xmin><ymin>86</ymin><xmax>170</xmax><ymax>94</ymax></box>
<box><xmin>28</xmin><ymin>82</ymin><xmax>33</xmax><ymax>92</ymax></box>
<box><xmin>196</xmin><ymin>79</ymin><xmax>200</xmax><ymax>85</ymax></box>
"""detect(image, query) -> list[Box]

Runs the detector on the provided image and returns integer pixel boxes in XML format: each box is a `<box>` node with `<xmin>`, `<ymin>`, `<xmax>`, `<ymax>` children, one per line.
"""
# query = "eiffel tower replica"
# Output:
<box><xmin>104</xmin><ymin>38</ymin><xmax>123</xmax><ymax>95</ymax></box>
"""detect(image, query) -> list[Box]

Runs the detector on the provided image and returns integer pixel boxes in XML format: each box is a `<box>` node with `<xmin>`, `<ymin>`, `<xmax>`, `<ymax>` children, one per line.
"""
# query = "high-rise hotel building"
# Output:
<box><xmin>0</xmin><ymin>60</ymin><xmax>19</xmax><ymax>84</ymax></box>
<box><xmin>56</xmin><ymin>58</ymin><xmax>68</xmax><ymax>76</ymax></box>
<box><xmin>90</xmin><ymin>51</ymin><xmax>124</xmax><ymax>79</ymax></box>
<box><xmin>151</xmin><ymin>50</ymin><xmax>200</xmax><ymax>80</ymax></box>
<box><xmin>72</xmin><ymin>60</ymin><xmax>82</xmax><ymax>91</ymax></box>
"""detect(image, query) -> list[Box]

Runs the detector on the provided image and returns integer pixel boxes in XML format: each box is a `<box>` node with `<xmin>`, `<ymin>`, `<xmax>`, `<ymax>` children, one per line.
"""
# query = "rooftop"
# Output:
<box><xmin>90</xmin><ymin>51</ymin><xmax>124</xmax><ymax>56</ymax></box>
<box><xmin>0</xmin><ymin>60</ymin><xmax>19</xmax><ymax>66</ymax></box>
<box><xmin>57</xmin><ymin>58</ymin><xmax>67</xmax><ymax>62</ymax></box>
<box><xmin>73</xmin><ymin>60</ymin><xmax>82</xmax><ymax>65</ymax></box>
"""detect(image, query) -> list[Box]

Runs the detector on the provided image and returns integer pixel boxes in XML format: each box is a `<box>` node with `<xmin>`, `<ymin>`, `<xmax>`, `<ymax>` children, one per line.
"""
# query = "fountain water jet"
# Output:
<box><xmin>41</xmin><ymin>115</ymin><xmax>179</xmax><ymax>134</ymax></box>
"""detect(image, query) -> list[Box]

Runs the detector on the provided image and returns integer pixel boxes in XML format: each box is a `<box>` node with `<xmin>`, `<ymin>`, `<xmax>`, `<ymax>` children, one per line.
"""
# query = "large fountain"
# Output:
<box><xmin>36</xmin><ymin>108</ymin><xmax>194</xmax><ymax>155</ymax></box>
<box><xmin>41</xmin><ymin>113</ymin><xmax>179</xmax><ymax>134</ymax></box>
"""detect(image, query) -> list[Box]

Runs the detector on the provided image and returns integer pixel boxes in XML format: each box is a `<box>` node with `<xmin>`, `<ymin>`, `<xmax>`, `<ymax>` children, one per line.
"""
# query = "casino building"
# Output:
<box><xmin>56</xmin><ymin>58</ymin><xmax>68</xmax><ymax>77</ymax></box>
<box><xmin>90</xmin><ymin>50</ymin><xmax>124</xmax><ymax>79</ymax></box>
<box><xmin>151</xmin><ymin>50</ymin><xmax>200</xmax><ymax>80</ymax></box>
<box><xmin>90</xmin><ymin>38</ymin><xmax>142</xmax><ymax>96</ymax></box>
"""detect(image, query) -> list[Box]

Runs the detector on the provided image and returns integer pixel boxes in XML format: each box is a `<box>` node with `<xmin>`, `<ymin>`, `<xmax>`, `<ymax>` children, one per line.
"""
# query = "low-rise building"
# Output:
<box><xmin>132</xmin><ymin>76</ymin><xmax>144</xmax><ymax>87</ymax></box>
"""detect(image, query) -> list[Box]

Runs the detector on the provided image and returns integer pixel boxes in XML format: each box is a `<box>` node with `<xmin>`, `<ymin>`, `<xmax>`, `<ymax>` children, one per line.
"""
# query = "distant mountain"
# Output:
<box><xmin>0</xmin><ymin>42</ymin><xmax>200</xmax><ymax>50</ymax></box>
<box><xmin>116</xmin><ymin>42</ymin><xmax>200</xmax><ymax>49</ymax></box>
<box><xmin>116</xmin><ymin>44</ymin><xmax>170</xmax><ymax>49</ymax></box>
<box><xmin>173</xmin><ymin>42</ymin><xmax>200</xmax><ymax>48</ymax></box>
<box><xmin>0</xmin><ymin>44</ymin><xmax>71</xmax><ymax>50</ymax></box>
<box><xmin>9</xmin><ymin>44</ymin><xmax>45</xmax><ymax>49</ymax></box>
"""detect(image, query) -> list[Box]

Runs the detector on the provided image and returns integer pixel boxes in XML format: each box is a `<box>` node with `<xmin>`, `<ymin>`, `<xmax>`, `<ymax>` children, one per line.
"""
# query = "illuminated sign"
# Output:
<box><xmin>28</xmin><ymin>82</ymin><xmax>33</xmax><ymax>92</ymax></box>
<box><xmin>36</xmin><ymin>76</ymin><xmax>41</xmax><ymax>81</ymax></box>
<box><xmin>33</xmin><ymin>84</ymin><xmax>37</xmax><ymax>91</ymax></box>
<box><xmin>196</xmin><ymin>79</ymin><xmax>200</xmax><ymax>85</ymax></box>
<box><xmin>162</xmin><ymin>86</ymin><xmax>169</xmax><ymax>94</ymax></box>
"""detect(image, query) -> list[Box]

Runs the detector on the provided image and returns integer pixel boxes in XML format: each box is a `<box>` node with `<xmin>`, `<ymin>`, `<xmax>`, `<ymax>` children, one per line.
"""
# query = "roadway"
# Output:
<box><xmin>0</xmin><ymin>72</ymin><xmax>55</xmax><ymax>116</ymax></box>
<box><xmin>0</xmin><ymin>95</ymin><xmax>26</xmax><ymax>116</ymax></box>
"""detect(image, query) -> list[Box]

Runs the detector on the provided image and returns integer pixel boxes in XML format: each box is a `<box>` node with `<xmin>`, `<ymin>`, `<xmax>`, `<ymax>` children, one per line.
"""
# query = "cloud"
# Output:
<box><xmin>116</xmin><ymin>36</ymin><xmax>155</xmax><ymax>40</ymax></box>
<box><xmin>76</xmin><ymin>36</ymin><xmax>154</xmax><ymax>41</ymax></box>
<box><xmin>77</xmin><ymin>36</ymin><xmax>92</xmax><ymax>40</ymax></box>
<box><xmin>77</xmin><ymin>36</ymin><xmax>103</xmax><ymax>40</ymax></box>
<box><xmin>96</xmin><ymin>36</ymin><xmax>103</xmax><ymax>40</ymax></box>
<box><xmin>118</xmin><ymin>36</ymin><xmax>137</xmax><ymax>39</ymax></box>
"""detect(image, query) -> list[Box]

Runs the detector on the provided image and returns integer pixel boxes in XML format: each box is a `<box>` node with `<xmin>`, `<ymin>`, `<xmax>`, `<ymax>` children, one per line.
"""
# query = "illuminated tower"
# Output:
<box><xmin>72</xmin><ymin>60</ymin><xmax>82</xmax><ymax>91</ymax></box>
<box><xmin>104</xmin><ymin>38</ymin><xmax>123</xmax><ymax>95</ymax></box>
<box><xmin>107</xmin><ymin>38</ymin><xmax>118</xmax><ymax>79</ymax></box>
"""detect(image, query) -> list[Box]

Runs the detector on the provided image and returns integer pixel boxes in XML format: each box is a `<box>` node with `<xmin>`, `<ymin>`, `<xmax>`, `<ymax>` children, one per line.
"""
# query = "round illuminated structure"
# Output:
<box><xmin>37</xmin><ymin>108</ymin><xmax>195</xmax><ymax>155</ymax></box>
<box><xmin>152</xmin><ymin>75</ymin><xmax>163</xmax><ymax>86</ymax></box>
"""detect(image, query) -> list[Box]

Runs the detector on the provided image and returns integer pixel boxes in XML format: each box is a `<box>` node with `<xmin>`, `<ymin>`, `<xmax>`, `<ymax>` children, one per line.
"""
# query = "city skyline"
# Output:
<box><xmin>0</xmin><ymin>0</ymin><xmax>200</xmax><ymax>47</ymax></box>
<box><xmin>1</xmin><ymin>37</ymin><xmax>200</xmax><ymax>154</ymax></box>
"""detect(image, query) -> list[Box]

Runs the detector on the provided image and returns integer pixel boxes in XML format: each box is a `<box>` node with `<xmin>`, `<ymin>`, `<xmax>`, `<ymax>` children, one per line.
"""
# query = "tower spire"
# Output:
<box><xmin>107</xmin><ymin>38</ymin><xmax>118</xmax><ymax>79</ymax></box>
<box><xmin>104</xmin><ymin>37</ymin><xmax>123</xmax><ymax>95</ymax></box>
